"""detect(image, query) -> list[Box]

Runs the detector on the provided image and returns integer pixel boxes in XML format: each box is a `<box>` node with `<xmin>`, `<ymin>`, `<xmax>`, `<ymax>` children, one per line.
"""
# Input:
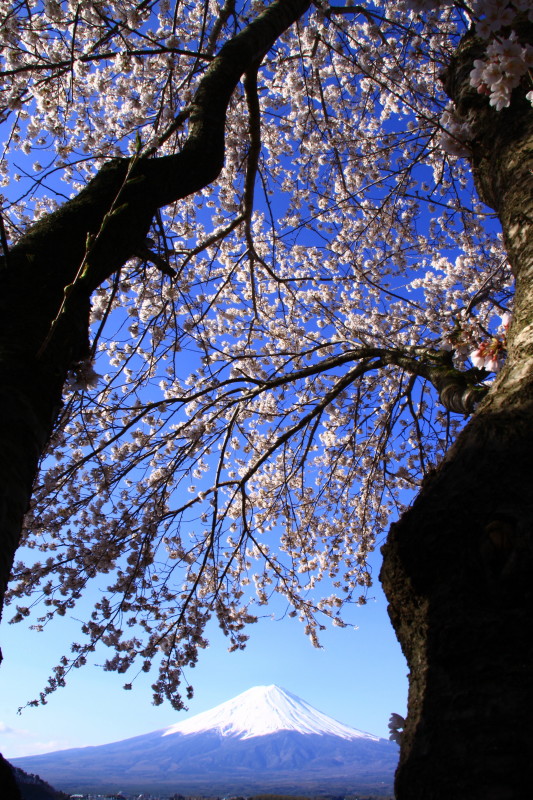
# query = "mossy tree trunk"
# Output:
<box><xmin>380</xmin><ymin>20</ymin><xmax>533</xmax><ymax>800</ymax></box>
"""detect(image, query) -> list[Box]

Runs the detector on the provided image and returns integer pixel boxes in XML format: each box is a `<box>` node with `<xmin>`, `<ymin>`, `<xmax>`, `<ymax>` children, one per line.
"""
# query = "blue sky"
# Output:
<box><xmin>0</xmin><ymin>544</ymin><xmax>407</xmax><ymax>759</ymax></box>
<box><xmin>0</xmin><ymin>5</ymin><xmax>421</xmax><ymax>765</ymax></box>
<box><xmin>0</xmin><ymin>158</ymin><xmax>410</xmax><ymax>763</ymax></box>
<box><xmin>0</xmin><ymin>144</ymin><xmax>414</xmax><ymax>771</ymax></box>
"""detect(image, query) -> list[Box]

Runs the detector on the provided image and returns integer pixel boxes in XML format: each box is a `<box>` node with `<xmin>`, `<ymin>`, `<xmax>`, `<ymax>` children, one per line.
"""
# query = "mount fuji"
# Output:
<box><xmin>10</xmin><ymin>685</ymin><xmax>398</xmax><ymax>795</ymax></box>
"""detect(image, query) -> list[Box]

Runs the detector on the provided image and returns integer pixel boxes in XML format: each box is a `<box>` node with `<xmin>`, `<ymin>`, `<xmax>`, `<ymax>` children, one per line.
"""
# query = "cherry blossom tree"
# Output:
<box><xmin>0</xmin><ymin>0</ymin><xmax>532</xmax><ymax>796</ymax></box>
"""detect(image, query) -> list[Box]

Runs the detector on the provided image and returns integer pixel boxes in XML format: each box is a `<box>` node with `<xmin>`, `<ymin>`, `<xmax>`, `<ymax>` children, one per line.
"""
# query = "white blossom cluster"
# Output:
<box><xmin>470</xmin><ymin>32</ymin><xmax>533</xmax><ymax>111</ymax></box>
<box><xmin>66</xmin><ymin>359</ymin><xmax>102</xmax><ymax>391</ymax></box>
<box><xmin>2</xmin><ymin>0</ymin><xmax>516</xmax><ymax>708</ymax></box>
<box><xmin>406</xmin><ymin>1</ymin><xmax>533</xmax><ymax>154</ymax></box>
<box><xmin>438</xmin><ymin>102</ymin><xmax>475</xmax><ymax>157</ymax></box>
<box><xmin>470</xmin><ymin>312</ymin><xmax>511</xmax><ymax>372</ymax></box>
<box><xmin>470</xmin><ymin>0</ymin><xmax>533</xmax><ymax>39</ymax></box>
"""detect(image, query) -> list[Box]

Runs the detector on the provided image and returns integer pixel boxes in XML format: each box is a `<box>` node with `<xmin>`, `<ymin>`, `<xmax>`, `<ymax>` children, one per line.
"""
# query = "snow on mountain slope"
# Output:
<box><xmin>161</xmin><ymin>684</ymin><xmax>379</xmax><ymax>741</ymax></box>
<box><xmin>10</xmin><ymin>685</ymin><xmax>398</xmax><ymax>794</ymax></box>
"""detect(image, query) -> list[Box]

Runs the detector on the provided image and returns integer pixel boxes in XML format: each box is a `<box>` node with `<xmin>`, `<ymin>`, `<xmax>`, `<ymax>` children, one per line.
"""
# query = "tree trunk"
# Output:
<box><xmin>0</xmin><ymin>754</ymin><xmax>22</xmax><ymax>800</ymax></box>
<box><xmin>380</xmin><ymin>20</ymin><xmax>533</xmax><ymax>800</ymax></box>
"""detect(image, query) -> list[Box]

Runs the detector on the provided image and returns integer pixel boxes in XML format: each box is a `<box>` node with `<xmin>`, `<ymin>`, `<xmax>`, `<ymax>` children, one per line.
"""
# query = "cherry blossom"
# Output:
<box><xmin>469</xmin><ymin>312</ymin><xmax>511</xmax><ymax>372</ymax></box>
<box><xmin>0</xmin><ymin>0</ymin><xmax>524</xmax><ymax>710</ymax></box>
<box><xmin>470</xmin><ymin>34</ymin><xmax>533</xmax><ymax>111</ymax></box>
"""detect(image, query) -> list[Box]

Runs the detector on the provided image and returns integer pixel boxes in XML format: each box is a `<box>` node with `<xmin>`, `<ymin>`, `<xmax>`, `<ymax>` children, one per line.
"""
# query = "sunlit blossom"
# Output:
<box><xmin>2</xmin><ymin>0</ymin><xmax>520</xmax><ymax>710</ymax></box>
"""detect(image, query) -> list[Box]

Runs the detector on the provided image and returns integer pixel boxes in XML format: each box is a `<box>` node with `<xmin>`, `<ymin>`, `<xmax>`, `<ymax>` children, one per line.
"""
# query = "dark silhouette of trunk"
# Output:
<box><xmin>0</xmin><ymin>754</ymin><xmax>22</xmax><ymax>800</ymax></box>
<box><xmin>380</xmin><ymin>19</ymin><xmax>533</xmax><ymax>799</ymax></box>
<box><xmin>0</xmin><ymin>0</ymin><xmax>312</xmax><ymax>661</ymax></box>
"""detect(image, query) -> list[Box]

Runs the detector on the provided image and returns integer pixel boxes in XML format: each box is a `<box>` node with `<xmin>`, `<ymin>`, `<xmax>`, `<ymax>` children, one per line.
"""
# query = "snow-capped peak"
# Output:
<box><xmin>161</xmin><ymin>684</ymin><xmax>379</xmax><ymax>741</ymax></box>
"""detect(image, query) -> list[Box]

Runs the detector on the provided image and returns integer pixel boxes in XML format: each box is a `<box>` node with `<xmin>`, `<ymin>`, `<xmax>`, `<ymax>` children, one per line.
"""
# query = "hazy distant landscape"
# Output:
<box><xmin>11</xmin><ymin>687</ymin><xmax>397</xmax><ymax>798</ymax></box>
<box><xmin>15</xmin><ymin>782</ymin><xmax>394</xmax><ymax>800</ymax></box>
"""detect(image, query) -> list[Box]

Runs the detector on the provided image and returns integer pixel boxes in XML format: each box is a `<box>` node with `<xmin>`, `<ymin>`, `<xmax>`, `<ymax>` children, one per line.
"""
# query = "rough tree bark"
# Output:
<box><xmin>380</xmin><ymin>19</ymin><xmax>533</xmax><ymax>800</ymax></box>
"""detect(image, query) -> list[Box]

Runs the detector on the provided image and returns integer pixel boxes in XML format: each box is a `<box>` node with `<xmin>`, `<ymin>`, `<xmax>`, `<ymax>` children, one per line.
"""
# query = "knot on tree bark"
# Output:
<box><xmin>420</xmin><ymin>353</ymin><xmax>488</xmax><ymax>415</ymax></box>
<box><xmin>438</xmin><ymin>381</ymin><xmax>487</xmax><ymax>415</ymax></box>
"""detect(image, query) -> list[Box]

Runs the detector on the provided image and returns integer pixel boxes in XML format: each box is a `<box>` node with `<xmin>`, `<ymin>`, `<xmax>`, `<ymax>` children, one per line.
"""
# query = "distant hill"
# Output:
<box><xmin>11</xmin><ymin>685</ymin><xmax>398</xmax><ymax>796</ymax></box>
<box><xmin>11</xmin><ymin>764</ymin><xmax>68</xmax><ymax>800</ymax></box>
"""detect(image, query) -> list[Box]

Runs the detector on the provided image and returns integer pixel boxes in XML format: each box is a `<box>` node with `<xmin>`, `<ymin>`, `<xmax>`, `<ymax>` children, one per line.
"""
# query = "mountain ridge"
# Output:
<box><xmin>10</xmin><ymin>685</ymin><xmax>398</xmax><ymax>795</ymax></box>
<box><xmin>161</xmin><ymin>684</ymin><xmax>379</xmax><ymax>741</ymax></box>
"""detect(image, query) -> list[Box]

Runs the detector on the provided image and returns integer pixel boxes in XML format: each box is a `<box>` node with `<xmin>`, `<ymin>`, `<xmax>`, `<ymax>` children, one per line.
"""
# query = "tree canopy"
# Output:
<box><xmin>1</xmin><ymin>0</ymin><xmax>531</xmax><ymax>721</ymax></box>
